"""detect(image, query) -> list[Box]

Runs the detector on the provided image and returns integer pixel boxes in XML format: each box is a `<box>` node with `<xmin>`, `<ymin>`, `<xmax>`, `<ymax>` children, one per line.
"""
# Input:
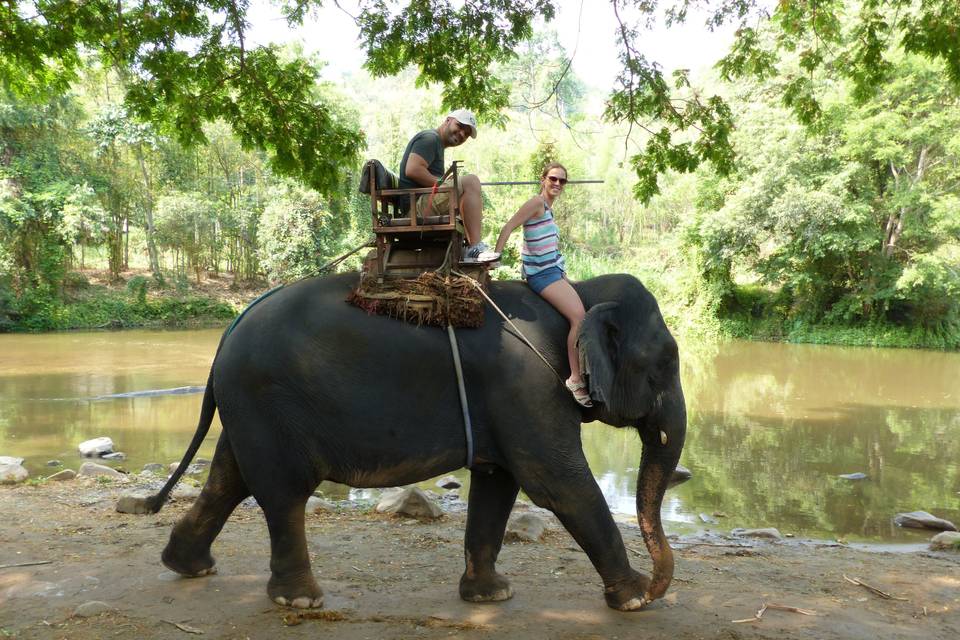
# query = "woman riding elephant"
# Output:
<box><xmin>491</xmin><ymin>161</ymin><xmax>592</xmax><ymax>407</ymax></box>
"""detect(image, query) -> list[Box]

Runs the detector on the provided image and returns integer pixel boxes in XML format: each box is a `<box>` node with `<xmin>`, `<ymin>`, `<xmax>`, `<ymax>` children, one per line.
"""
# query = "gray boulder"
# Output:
<box><xmin>894</xmin><ymin>511</ymin><xmax>958</xmax><ymax>532</ymax></box>
<box><xmin>929</xmin><ymin>531</ymin><xmax>960</xmax><ymax>551</ymax></box>
<box><xmin>46</xmin><ymin>469</ymin><xmax>76</xmax><ymax>482</ymax></box>
<box><xmin>0</xmin><ymin>456</ymin><xmax>24</xmax><ymax>466</ymax></box>
<box><xmin>169</xmin><ymin>461</ymin><xmax>205</xmax><ymax>476</ymax></box>
<box><xmin>142</xmin><ymin>463</ymin><xmax>165</xmax><ymax>474</ymax></box>
<box><xmin>375</xmin><ymin>487</ymin><xmax>442</xmax><ymax>519</ymax></box>
<box><xmin>101</xmin><ymin>452</ymin><xmax>126</xmax><ymax>461</ymax></box>
<box><xmin>46</xmin><ymin>459</ymin><xmax>62</xmax><ymax>467</ymax></box>
<box><xmin>306</xmin><ymin>496</ymin><xmax>336</xmax><ymax>514</ymax></box>
<box><xmin>171</xmin><ymin>484</ymin><xmax>202</xmax><ymax>501</ymax></box>
<box><xmin>731</xmin><ymin>527</ymin><xmax>783</xmax><ymax>540</ymax></box>
<box><xmin>116</xmin><ymin>493</ymin><xmax>153</xmax><ymax>514</ymax></box>
<box><xmin>0</xmin><ymin>462</ymin><xmax>29</xmax><ymax>484</ymax></box>
<box><xmin>505</xmin><ymin>513</ymin><xmax>548</xmax><ymax>542</ymax></box>
<box><xmin>78</xmin><ymin>437</ymin><xmax>114</xmax><ymax>457</ymax></box>
<box><xmin>77</xmin><ymin>461</ymin><xmax>126</xmax><ymax>480</ymax></box>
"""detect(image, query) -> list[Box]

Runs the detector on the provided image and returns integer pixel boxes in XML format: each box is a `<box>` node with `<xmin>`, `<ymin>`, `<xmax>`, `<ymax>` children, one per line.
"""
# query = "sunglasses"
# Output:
<box><xmin>546</xmin><ymin>175</ymin><xmax>568</xmax><ymax>185</ymax></box>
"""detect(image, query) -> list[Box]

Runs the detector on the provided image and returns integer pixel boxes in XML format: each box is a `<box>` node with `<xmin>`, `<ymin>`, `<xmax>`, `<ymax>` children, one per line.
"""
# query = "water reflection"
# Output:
<box><xmin>1</xmin><ymin>330</ymin><xmax>957</xmax><ymax>543</ymax></box>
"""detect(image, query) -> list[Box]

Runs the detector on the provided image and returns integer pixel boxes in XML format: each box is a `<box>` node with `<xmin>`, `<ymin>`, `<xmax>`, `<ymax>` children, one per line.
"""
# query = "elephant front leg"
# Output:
<box><xmin>520</xmin><ymin>465</ymin><xmax>650</xmax><ymax>611</ymax></box>
<box><xmin>460</xmin><ymin>466</ymin><xmax>519</xmax><ymax>603</ymax></box>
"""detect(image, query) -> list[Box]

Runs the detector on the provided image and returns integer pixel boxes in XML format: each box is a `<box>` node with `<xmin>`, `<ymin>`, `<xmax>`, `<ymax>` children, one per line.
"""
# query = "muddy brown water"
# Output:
<box><xmin>1</xmin><ymin>328</ymin><xmax>957</xmax><ymax>543</ymax></box>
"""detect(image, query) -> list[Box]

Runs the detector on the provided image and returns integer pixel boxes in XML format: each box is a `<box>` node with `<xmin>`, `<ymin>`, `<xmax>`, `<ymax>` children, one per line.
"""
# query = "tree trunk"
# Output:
<box><xmin>135</xmin><ymin>144</ymin><xmax>161</xmax><ymax>277</ymax></box>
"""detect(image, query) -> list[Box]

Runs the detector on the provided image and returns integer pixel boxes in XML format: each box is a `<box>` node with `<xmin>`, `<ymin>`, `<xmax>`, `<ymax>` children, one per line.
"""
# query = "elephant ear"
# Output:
<box><xmin>577</xmin><ymin>302</ymin><xmax>620</xmax><ymax>407</ymax></box>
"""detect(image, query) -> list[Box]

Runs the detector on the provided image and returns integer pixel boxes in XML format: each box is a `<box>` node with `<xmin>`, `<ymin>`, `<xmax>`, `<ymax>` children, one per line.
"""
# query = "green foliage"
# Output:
<box><xmin>1</xmin><ymin>1</ymin><xmax>362</xmax><ymax>196</ymax></box>
<box><xmin>359</xmin><ymin>0</ymin><xmax>553</xmax><ymax>125</ymax></box>
<box><xmin>125</xmin><ymin>275</ymin><xmax>150</xmax><ymax>306</ymax></box>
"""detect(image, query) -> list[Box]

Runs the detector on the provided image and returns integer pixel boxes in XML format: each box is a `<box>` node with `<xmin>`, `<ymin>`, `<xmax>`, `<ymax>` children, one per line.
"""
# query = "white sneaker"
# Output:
<box><xmin>462</xmin><ymin>242</ymin><xmax>491</xmax><ymax>261</ymax></box>
<box><xmin>475</xmin><ymin>250</ymin><xmax>501</xmax><ymax>263</ymax></box>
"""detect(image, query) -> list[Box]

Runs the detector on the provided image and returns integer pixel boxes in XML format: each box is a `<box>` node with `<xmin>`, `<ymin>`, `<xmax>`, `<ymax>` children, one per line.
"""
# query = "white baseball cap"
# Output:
<box><xmin>447</xmin><ymin>109</ymin><xmax>478</xmax><ymax>138</ymax></box>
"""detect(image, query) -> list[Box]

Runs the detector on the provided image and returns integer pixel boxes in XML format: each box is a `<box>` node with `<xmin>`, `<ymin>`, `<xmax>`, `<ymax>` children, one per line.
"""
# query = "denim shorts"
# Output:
<box><xmin>525</xmin><ymin>266</ymin><xmax>565</xmax><ymax>294</ymax></box>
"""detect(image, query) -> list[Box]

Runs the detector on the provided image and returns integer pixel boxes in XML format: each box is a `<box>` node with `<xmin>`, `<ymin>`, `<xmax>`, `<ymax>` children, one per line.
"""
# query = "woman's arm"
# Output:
<box><xmin>494</xmin><ymin>197</ymin><xmax>543</xmax><ymax>254</ymax></box>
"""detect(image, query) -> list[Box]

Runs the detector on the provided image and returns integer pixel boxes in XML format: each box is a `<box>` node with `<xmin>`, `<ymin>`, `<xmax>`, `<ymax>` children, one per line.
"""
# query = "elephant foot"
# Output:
<box><xmin>161</xmin><ymin>543</ymin><xmax>217</xmax><ymax>578</ymax></box>
<box><xmin>268</xmin><ymin>573</ymin><xmax>324</xmax><ymax>609</ymax></box>
<box><xmin>603</xmin><ymin>569</ymin><xmax>651</xmax><ymax>611</ymax></box>
<box><xmin>459</xmin><ymin>571</ymin><xmax>513</xmax><ymax>603</ymax></box>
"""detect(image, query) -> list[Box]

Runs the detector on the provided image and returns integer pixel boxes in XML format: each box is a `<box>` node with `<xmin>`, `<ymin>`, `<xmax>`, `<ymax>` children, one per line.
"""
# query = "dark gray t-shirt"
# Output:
<box><xmin>398</xmin><ymin>129</ymin><xmax>444</xmax><ymax>189</ymax></box>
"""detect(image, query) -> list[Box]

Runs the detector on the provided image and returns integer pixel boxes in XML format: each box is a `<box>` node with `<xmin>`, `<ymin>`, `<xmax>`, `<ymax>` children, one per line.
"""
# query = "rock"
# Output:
<box><xmin>731</xmin><ymin>527</ymin><xmax>783</xmax><ymax>540</ymax></box>
<box><xmin>101</xmin><ymin>452</ymin><xmax>126</xmax><ymax>461</ymax></box>
<box><xmin>668</xmin><ymin>464</ymin><xmax>692</xmax><ymax>489</ymax></box>
<box><xmin>169</xmin><ymin>461</ymin><xmax>205</xmax><ymax>476</ymax></box>
<box><xmin>77</xmin><ymin>461</ymin><xmax>125</xmax><ymax>480</ymax></box>
<box><xmin>929</xmin><ymin>531</ymin><xmax>960</xmax><ymax>551</ymax></box>
<box><xmin>46</xmin><ymin>469</ymin><xmax>76</xmax><ymax>482</ymax></box>
<box><xmin>0</xmin><ymin>462</ymin><xmax>29</xmax><ymax>484</ymax></box>
<box><xmin>73</xmin><ymin>601</ymin><xmax>113</xmax><ymax>617</ymax></box>
<box><xmin>436</xmin><ymin>475</ymin><xmax>462</xmax><ymax>490</ymax></box>
<box><xmin>78</xmin><ymin>437</ymin><xmax>114</xmax><ymax>457</ymax></box>
<box><xmin>172</xmin><ymin>484</ymin><xmax>202</xmax><ymax>501</ymax></box>
<box><xmin>375</xmin><ymin>487</ymin><xmax>443</xmax><ymax>519</ymax></box>
<box><xmin>699</xmin><ymin>513</ymin><xmax>717</xmax><ymax>524</ymax></box>
<box><xmin>504</xmin><ymin>513</ymin><xmax>548</xmax><ymax>542</ymax></box>
<box><xmin>0</xmin><ymin>456</ymin><xmax>25</xmax><ymax>466</ymax></box>
<box><xmin>894</xmin><ymin>511</ymin><xmax>958</xmax><ymax>532</ymax></box>
<box><xmin>46</xmin><ymin>459</ymin><xmax>62</xmax><ymax>467</ymax></box>
<box><xmin>142</xmin><ymin>463</ymin><xmax>165</xmax><ymax>474</ymax></box>
<box><xmin>838</xmin><ymin>472</ymin><xmax>868</xmax><ymax>480</ymax></box>
<box><xmin>306</xmin><ymin>496</ymin><xmax>336</xmax><ymax>514</ymax></box>
<box><xmin>116</xmin><ymin>493</ymin><xmax>153</xmax><ymax>514</ymax></box>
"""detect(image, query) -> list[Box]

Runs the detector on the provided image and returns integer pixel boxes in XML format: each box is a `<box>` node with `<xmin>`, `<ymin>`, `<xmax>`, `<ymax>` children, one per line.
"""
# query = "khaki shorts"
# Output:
<box><xmin>416</xmin><ymin>176</ymin><xmax>465</xmax><ymax>216</ymax></box>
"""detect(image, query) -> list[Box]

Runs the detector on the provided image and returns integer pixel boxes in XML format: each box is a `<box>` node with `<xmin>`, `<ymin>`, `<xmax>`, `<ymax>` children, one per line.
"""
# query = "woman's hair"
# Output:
<box><xmin>540</xmin><ymin>162</ymin><xmax>568</xmax><ymax>180</ymax></box>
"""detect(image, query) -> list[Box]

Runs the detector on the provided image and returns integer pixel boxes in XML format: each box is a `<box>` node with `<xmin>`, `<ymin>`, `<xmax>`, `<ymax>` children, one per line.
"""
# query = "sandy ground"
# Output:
<box><xmin>1</xmin><ymin>480</ymin><xmax>958</xmax><ymax>640</ymax></box>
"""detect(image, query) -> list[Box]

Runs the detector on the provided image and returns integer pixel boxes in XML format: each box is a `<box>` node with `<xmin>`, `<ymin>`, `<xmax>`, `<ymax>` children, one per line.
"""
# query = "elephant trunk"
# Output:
<box><xmin>636</xmin><ymin>454</ymin><xmax>675</xmax><ymax>602</ymax></box>
<box><xmin>635</xmin><ymin>387</ymin><xmax>685</xmax><ymax>603</ymax></box>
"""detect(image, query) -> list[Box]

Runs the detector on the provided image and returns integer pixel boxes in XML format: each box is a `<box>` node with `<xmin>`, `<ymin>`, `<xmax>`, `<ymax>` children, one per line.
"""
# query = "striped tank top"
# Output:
<box><xmin>521</xmin><ymin>199</ymin><xmax>565</xmax><ymax>278</ymax></box>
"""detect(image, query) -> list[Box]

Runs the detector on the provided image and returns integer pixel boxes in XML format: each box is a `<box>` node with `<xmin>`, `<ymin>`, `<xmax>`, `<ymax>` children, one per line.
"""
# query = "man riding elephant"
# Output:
<box><xmin>398</xmin><ymin>109</ymin><xmax>493</xmax><ymax>261</ymax></box>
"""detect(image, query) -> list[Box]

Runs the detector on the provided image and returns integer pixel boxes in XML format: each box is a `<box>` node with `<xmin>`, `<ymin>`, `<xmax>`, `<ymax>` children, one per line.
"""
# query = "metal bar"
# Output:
<box><xmin>479</xmin><ymin>180</ymin><xmax>604</xmax><ymax>186</ymax></box>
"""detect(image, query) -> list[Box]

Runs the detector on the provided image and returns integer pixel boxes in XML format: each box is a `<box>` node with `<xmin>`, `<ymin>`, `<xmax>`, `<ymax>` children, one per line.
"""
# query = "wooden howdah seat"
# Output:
<box><xmin>359</xmin><ymin>159</ymin><xmax>491</xmax><ymax>287</ymax></box>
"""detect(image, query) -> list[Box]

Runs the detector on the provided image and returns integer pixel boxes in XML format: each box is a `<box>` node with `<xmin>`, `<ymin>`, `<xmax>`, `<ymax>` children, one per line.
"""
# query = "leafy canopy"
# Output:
<box><xmin>3</xmin><ymin>1</ymin><xmax>960</xmax><ymax>201</ymax></box>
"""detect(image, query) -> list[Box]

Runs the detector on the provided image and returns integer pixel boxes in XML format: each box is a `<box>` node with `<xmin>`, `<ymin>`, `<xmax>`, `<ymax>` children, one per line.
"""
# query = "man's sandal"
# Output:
<box><xmin>565</xmin><ymin>378</ymin><xmax>593</xmax><ymax>408</ymax></box>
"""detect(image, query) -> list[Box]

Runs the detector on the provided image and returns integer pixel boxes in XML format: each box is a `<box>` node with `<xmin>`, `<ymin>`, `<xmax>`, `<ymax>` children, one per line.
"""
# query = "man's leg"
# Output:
<box><xmin>459</xmin><ymin>174</ymin><xmax>483</xmax><ymax>245</ymax></box>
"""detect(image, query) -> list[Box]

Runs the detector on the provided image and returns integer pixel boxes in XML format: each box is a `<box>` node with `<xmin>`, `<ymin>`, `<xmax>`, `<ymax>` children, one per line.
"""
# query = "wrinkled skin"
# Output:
<box><xmin>146</xmin><ymin>272</ymin><xmax>686</xmax><ymax>612</ymax></box>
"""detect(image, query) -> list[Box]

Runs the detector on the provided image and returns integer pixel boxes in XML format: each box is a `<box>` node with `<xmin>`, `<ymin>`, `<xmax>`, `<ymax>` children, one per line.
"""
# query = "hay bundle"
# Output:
<box><xmin>347</xmin><ymin>271</ymin><xmax>485</xmax><ymax>328</ymax></box>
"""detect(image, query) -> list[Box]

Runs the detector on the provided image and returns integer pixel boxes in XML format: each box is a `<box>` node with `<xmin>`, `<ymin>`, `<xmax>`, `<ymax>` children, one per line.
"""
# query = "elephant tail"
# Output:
<box><xmin>119</xmin><ymin>371</ymin><xmax>217</xmax><ymax>515</ymax></box>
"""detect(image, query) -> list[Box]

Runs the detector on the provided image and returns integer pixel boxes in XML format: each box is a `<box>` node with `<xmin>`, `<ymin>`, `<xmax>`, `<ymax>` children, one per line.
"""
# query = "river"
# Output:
<box><xmin>1</xmin><ymin>328</ymin><xmax>957</xmax><ymax>543</ymax></box>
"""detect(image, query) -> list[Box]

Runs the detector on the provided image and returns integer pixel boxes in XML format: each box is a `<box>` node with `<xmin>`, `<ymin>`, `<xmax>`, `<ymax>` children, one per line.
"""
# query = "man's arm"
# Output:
<box><xmin>403</xmin><ymin>152</ymin><xmax>439</xmax><ymax>187</ymax></box>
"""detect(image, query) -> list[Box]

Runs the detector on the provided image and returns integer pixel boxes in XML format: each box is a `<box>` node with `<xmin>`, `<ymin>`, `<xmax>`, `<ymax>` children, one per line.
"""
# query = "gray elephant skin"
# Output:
<box><xmin>132</xmin><ymin>271</ymin><xmax>687</xmax><ymax>612</ymax></box>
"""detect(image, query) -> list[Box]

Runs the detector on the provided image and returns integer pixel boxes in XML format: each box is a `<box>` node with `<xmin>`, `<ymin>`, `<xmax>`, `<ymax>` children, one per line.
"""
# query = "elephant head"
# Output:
<box><xmin>578</xmin><ymin>292</ymin><xmax>687</xmax><ymax>603</ymax></box>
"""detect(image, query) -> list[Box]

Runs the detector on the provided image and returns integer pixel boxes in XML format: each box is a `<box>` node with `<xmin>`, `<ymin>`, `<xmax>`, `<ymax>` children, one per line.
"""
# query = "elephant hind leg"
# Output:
<box><xmin>460</xmin><ymin>466</ymin><xmax>519</xmax><ymax>603</ymax></box>
<box><xmin>262</xmin><ymin>496</ymin><xmax>324</xmax><ymax>609</ymax></box>
<box><xmin>162</xmin><ymin>431</ymin><xmax>250</xmax><ymax>577</ymax></box>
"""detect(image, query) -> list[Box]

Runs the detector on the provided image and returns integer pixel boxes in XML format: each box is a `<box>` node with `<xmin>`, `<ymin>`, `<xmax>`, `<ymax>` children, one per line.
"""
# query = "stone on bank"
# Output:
<box><xmin>0</xmin><ymin>461</ymin><xmax>29</xmax><ymax>484</ymax></box>
<box><xmin>78</xmin><ymin>437</ymin><xmax>114</xmax><ymax>457</ymax></box>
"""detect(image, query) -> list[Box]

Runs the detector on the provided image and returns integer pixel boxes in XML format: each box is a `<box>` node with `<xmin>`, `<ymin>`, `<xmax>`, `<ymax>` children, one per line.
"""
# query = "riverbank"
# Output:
<box><xmin>0</xmin><ymin>269</ymin><xmax>250</xmax><ymax>332</ymax></box>
<box><xmin>1</xmin><ymin>480</ymin><xmax>957</xmax><ymax>640</ymax></box>
<box><xmin>3</xmin><ymin>262</ymin><xmax>958</xmax><ymax>350</ymax></box>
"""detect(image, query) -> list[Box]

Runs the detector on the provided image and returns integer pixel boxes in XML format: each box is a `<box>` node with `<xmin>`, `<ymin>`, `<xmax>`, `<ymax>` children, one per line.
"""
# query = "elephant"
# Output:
<box><xmin>131</xmin><ymin>271</ymin><xmax>687</xmax><ymax>612</ymax></box>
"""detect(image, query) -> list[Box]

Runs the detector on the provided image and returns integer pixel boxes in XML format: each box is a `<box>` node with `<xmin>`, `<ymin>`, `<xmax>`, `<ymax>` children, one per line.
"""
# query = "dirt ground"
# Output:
<box><xmin>1</xmin><ymin>480</ymin><xmax>957</xmax><ymax>640</ymax></box>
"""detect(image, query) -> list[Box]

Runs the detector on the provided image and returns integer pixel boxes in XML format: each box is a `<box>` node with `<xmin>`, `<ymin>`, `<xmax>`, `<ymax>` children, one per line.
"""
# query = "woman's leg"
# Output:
<box><xmin>539</xmin><ymin>277</ymin><xmax>587</xmax><ymax>383</ymax></box>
